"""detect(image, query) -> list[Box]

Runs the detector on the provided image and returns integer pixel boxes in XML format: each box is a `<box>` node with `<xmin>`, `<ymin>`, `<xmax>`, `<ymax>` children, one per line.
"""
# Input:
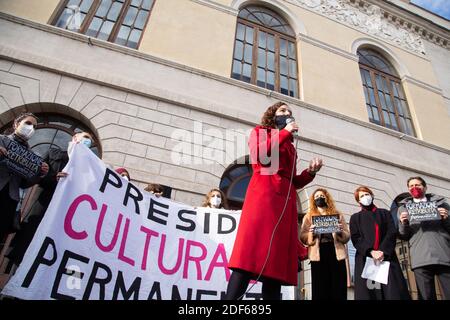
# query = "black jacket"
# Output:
<box><xmin>350</xmin><ymin>207</ymin><xmax>410</xmax><ymax>300</ymax></box>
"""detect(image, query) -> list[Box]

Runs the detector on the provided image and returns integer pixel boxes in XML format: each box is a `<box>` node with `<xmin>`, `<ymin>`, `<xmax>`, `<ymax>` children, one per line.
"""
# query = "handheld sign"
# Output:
<box><xmin>2</xmin><ymin>139</ymin><xmax>43</xmax><ymax>179</ymax></box>
<box><xmin>406</xmin><ymin>201</ymin><xmax>440</xmax><ymax>224</ymax></box>
<box><xmin>312</xmin><ymin>214</ymin><xmax>340</xmax><ymax>234</ymax></box>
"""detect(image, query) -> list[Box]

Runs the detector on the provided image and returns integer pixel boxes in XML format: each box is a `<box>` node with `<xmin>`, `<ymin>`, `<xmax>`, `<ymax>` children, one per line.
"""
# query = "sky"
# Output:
<box><xmin>410</xmin><ymin>0</ymin><xmax>450</xmax><ymax>20</ymax></box>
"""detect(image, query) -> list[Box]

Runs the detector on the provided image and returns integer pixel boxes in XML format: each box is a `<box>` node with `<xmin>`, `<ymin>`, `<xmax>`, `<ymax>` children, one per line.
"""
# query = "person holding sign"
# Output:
<box><xmin>300</xmin><ymin>188</ymin><xmax>349</xmax><ymax>300</ymax></box>
<box><xmin>398</xmin><ymin>177</ymin><xmax>450</xmax><ymax>300</ymax></box>
<box><xmin>6</xmin><ymin>131</ymin><xmax>94</xmax><ymax>268</ymax></box>
<box><xmin>0</xmin><ymin>113</ymin><xmax>49</xmax><ymax>240</ymax></box>
<box><xmin>201</xmin><ymin>188</ymin><xmax>228</xmax><ymax>209</ymax></box>
<box><xmin>226</xmin><ymin>102</ymin><xmax>322</xmax><ymax>300</ymax></box>
<box><xmin>350</xmin><ymin>186</ymin><xmax>410</xmax><ymax>300</ymax></box>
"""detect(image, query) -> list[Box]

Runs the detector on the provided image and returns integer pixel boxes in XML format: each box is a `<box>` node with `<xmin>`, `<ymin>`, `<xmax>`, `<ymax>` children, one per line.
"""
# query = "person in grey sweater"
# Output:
<box><xmin>398</xmin><ymin>176</ymin><xmax>450</xmax><ymax>300</ymax></box>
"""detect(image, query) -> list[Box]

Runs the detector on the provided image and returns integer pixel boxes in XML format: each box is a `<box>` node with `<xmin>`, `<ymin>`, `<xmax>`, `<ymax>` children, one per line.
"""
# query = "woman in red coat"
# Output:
<box><xmin>225</xmin><ymin>101</ymin><xmax>323</xmax><ymax>300</ymax></box>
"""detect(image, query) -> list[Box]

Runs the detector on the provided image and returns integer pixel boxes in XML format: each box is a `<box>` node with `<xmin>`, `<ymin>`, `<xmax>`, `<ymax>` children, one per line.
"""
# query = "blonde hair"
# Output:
<box><xmin>201</xmin><ymin>188</ymin><xmax>228</xmax><ymax>209</ymax></box>
<box><xmin>307</xmin><ymin>188</ymin><xmax>340</xmax><ymax>216</ymax></box>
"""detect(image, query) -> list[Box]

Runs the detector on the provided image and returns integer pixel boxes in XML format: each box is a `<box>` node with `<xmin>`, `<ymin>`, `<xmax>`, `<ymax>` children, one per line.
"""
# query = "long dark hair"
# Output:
<box><xmin>260</xmin><ymin>101</ymin><xmax>288</xmax><ymax>128</ymax></box>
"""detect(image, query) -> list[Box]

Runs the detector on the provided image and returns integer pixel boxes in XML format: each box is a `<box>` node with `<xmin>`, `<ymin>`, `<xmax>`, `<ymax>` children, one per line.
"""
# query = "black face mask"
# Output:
<box><xmin>274</xmin><ymin>115</ymin><xmax>291</xmax><ymax>129</ymax></box>
<box><xmin>314</xmin><ymin>197</ymin><xmax>327</xmax><ymax>208</ymax></box>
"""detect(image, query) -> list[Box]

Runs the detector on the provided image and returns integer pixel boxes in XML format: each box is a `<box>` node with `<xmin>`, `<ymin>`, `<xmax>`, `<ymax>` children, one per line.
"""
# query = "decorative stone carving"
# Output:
<box><xmin>292</xmin><ymin>0</ymin><xmax>426</xmax><ymax>54</ymax></box>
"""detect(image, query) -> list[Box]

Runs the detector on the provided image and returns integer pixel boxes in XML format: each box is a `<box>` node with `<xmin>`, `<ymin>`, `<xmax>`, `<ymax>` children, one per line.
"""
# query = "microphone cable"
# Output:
<box><xmin>238</xmin><ymin>130</ymin><xmax>300</xmax><ymax>300</ymax></box>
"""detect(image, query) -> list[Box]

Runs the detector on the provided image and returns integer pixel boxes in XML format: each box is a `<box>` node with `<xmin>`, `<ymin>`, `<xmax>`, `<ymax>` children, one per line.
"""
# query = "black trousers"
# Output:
<box><xmin>310</xmin><ymin>242</ymin><xmax>347</xmax><ymax>300</ymax></box>
<box><xmin>0</xmin><ymin>184</ymin><xmax>18</xmax><ymax>241</ymax></box>
<box><xmin>414</xmin><ymin>264</ymin><xmax>450</xmax><ymax>300</ymax></box>
<box><xmin>224</xmin><ymin>269</ymin><xmax>282</xmax><ymax>300</ymax></box>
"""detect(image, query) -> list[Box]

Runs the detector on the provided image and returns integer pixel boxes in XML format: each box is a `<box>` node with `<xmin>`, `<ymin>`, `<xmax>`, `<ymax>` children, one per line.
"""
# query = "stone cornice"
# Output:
<box><xmin>285</xmin><ymin>0</ymin><xmax>449</xmax><ymax>55</ymax></box>
<box><xmin>360</xmin><ymin>0</ymin><xmax>449</xmax><ymax>48</ymax></box>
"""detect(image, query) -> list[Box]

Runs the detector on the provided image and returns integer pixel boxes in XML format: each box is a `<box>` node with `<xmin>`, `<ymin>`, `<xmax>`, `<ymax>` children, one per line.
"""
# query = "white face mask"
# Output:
<box><xmin>359</xmin><ymin>195</ymin><xmax>373</xmax><ymax>207</ymax></box>
<box><xmin>17</xmin><ymin>124</ymin><xmax>35</xmax><ymax>139</ymax></box>
<box><xmin>210</xmin><ymin>195</ymin><xmax>222</xmax><ymax>208</ymax></box>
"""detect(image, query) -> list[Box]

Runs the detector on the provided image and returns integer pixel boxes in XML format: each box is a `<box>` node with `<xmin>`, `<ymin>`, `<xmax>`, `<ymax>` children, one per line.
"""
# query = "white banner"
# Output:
<box><xmin>2</xmin><ymin>144</ymin><xmax>295</xmax><ymax>300</ymax></box>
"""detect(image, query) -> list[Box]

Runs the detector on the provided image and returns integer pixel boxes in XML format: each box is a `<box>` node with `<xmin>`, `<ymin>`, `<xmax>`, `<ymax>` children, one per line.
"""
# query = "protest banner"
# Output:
<box><xmin>1</xmin><ymin>139</ymin><xmax>43</xmax><ymax>179</ymax></box>
<box><xmin>406</xmin><ymin>201</ymin><xmax>440</xmax><ymax>224</ymax></box>
<box><xmin>1</xmin><ymin>144</ymin><xmax>294</xmax><ymax>300</ymax></box>
<box><xmin>311</xmin><ymin>215</ymin><xmax>340</xmax><ymax>234</ymax></box>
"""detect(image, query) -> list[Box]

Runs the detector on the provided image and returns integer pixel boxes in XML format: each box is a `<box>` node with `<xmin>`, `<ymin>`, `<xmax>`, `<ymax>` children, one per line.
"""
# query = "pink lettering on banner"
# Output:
<box><xmin>118</xmin><ymin>217</ymin><xmax>135</xmax><ymax>266</ymax></box>
<box><xmin>140</xmin><ymin>226</ymin><xmax>159</xmax><ymax>270</ymax></box>
<box><xmin>95</xmin><ymin>205</ymin><xmax>123</xmax><ymax>252</ymax></box>
<box><xmin>204</xmin><ymin>243</ymin><xmax>230</xmax><ymax>281</ymax></box>
<box><xmin>183</xmin><ymin>240</ymin><xmax>207</xmax><ymax>280</ymax></box>
<box><xmin>64</xmin><ymin>194</ymin><xmax>97</xmax><ymax>240</ymax></box>
<box><xmin>158</xmin><ymin>234</ymin><xmax>184</xmax><ymax>275</ymax></box>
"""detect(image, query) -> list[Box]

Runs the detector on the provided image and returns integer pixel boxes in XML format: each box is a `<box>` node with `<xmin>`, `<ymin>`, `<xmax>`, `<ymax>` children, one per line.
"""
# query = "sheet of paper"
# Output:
<box><xmin>361</xmin><ymin>257</ymin><xmax>390</xmax><ymax>285</ymax></box>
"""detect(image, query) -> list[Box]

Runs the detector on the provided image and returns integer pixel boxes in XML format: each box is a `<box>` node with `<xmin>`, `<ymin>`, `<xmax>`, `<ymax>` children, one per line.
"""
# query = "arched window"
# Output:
<box><xmin>231</xmin><ymin>6</ymin><xmax>299</xmax><ymax>97</ymax></box>
<box><xmin>220</xmin><ymin>158</ymin><xmax>303</xmax><ymax>214</ymax></box>
<box><xmin>1</xmin><ymin>113</ymin><xmax>100</xmax><ymax>158</ymax></box>
<box><xmin>220</xmin><ymin>162</ymin><xmax>252</xmax><ymax>210</ymax></box>
<box><xmin>52</xmin><ymin>0</ymin><xmax>155</xmax><ymax>49</ymax></box>
<box><xmin>358</xmin><ymin>48</ymin><xmax>415</xmax><ymax>135</ymax></box>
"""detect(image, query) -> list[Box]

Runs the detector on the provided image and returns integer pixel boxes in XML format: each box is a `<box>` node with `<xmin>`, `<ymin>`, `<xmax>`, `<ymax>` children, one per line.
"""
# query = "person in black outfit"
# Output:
<box><xmin>6</xmin><ymin>131</ymin><xmax>94</xmax><ymax>267</ymax></box>
<box><xmin>350</xmin><ymin>186</ymin><xmax>410</xmax><ymax>300</ymax></box>
<box><xmin>0</xmin><ymin>113</ymin><xmax>49</xmax><ymax>241</ymax></box>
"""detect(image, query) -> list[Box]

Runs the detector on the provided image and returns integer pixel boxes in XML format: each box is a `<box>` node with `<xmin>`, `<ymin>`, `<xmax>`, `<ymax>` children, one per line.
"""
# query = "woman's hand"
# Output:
<box><xmin>371</xmin><ymin>250</ymin><xmax>384</xmax><ymax>263</ymax></box>
<box><xmin>284</xmin><ymin>121</ymin><xmax>298</xmax><ymax>133</ymax></box>
<box><xmin>0</xmin><ymin>146</ymin><xmax>7</xmax><ymax>157</ymax></box>
<box><xmin>307</xmin><ymin>157</ymin><xmax>323</xmax><ymax>174</ymax></box>
<box><xmin>56</xmin><ymin>171</ymin><xmax>69</xmax><ymax>181</ymax></box>
<box><xmin>309</xmin><ymin>224</ymin><xmax>316</xmax><ymax>234</ymax></box>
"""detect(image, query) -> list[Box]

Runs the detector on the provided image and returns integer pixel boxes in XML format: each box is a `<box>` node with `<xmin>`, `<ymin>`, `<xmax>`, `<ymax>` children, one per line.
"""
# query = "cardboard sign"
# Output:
<box><xmin>406</xmin><ymin>201</ymin><xmax>440</xmax><ymax>224</ymax></box>
<box><xmin>312</xmin><ymin>214</ymin><xmax>340</xmax><ymax>234</ymax></box>
<box><xmin>2</xmin><ymin>139</ymin><xmax>43</xmax><ymax>179</ymax></box>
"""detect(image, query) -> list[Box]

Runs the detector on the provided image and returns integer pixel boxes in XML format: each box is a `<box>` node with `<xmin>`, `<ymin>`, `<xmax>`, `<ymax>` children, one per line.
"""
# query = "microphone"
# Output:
<box><xmin>286</xmin><ymin>117</ymin><xmax>298</xmax><ymax>135</ymax></box>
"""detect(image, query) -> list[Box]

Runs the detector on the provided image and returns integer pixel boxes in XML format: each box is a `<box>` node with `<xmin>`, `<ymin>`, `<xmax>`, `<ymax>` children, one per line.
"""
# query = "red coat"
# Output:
<box><xmin>228</xmin><ymin>126</ymin><xmax>314</xmax><ymax>285</ymax></box>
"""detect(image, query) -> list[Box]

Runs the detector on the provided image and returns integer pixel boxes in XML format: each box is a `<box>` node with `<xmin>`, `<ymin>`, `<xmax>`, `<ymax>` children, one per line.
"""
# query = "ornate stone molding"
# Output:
<box><xmin>288</xmin><ymin>0</ymin><xmax>447</xmax><ymax>55</ymax></box>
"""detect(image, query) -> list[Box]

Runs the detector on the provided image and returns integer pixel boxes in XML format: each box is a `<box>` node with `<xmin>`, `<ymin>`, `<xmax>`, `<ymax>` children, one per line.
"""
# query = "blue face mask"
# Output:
<box><xmin>80</xmin><ymin>138</ymin><xmax>92</xmax><ymax>148</ymax></box>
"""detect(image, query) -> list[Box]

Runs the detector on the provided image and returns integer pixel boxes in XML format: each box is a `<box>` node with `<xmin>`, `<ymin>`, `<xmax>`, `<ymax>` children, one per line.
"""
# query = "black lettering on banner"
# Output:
<box><xmin>172</xmin><ymin>285</ymin><xmax>193</xmax><ymax>300</ymax></box>
<box><xmin>406</xmin><ymin>201</ymin><xmax>440</xmax><ymax>224</ymax></box>
<box><xmin>22</xmin><ymin>237</ymin><xmax>57</xmax><ymax>288</ymax></box>
<box><xmin>99</xmin><ymin>168</ymin><xmax>123</xmax><ymax>193</ymax></box>
<box><xmin>124</xmin><ymin>182</ymin><xmax>143</xmax><ymax>215</ymax></box>
<box><xmin>176</xmin><ymin>209</ymin><xmax>196</xmax><ymax>231</ymax></box>
<box><xmin>51</xmin><ymin>250</ymin><xmax>89</xmax><ymax>300</ymax></box>
<box><xmin>148</xmin><ymin>198</ymin><xmax>169</xmax><ymax>225</ymax></box>
<box><xmin>218</xmin><ymin>214</ymin><xmax>236</xmax><ymax>234</ymax></box>
<box><xmin>112</xmin><ymin>271</ymin><xmax>141</xmax><ymax>300</ymax></box>
<box><xmin>203</xmin><ymin>212</ymin><xmax>210</xmax><ymax>234</ymax></box>
<box><xmin>82</xmin><ymin>261</ymin><xmax>113</xmax><ymax>300</ymax></box>
<box><xmin>147</xmin><ymin>281</ymin><xmax>162</xmax><ymax>300</ymax></box>
<box><xmin>196</xmin><ymin>289</ymin><xmax>217</xmax><ymax>300</ymax></box>
<box><xmin>312</xmin><ymin>214</ymin><xmax>340</xmax><ymax>234</ymax></box>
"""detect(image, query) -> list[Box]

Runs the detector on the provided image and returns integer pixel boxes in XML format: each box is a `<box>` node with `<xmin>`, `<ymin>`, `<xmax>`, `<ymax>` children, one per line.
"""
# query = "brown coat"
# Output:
<box><xmin>300</xmin><ymin>213</ymin><xmax>350</xmax><ymax>261</ymax></box>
